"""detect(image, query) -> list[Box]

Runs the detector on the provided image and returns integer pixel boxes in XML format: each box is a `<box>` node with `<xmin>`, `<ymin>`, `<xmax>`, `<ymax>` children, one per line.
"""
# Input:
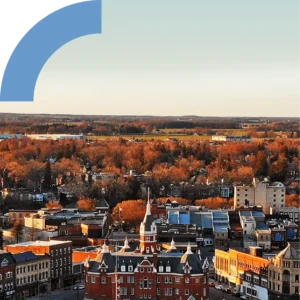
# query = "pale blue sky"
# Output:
<box><xmin>1</xmin><ymin>0</ymin><xmax>299</xmax><ymax>116</ymax></box>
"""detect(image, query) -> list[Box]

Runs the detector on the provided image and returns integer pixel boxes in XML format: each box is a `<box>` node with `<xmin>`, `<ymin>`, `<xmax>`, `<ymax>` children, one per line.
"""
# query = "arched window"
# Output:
<box><xmin>143</xmin><ymin>277</ymin><xmax>149</xmax><ymax>289</ymax></box>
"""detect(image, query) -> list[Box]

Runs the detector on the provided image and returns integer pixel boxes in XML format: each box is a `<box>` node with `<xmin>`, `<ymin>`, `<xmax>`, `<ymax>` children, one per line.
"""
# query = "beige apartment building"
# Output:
<box><xmin>13</xmin><ymin>251</ymin><xmax>50</xmax><ymax>298</ymax></box>
<box><xmin>268</xmin><ymin>243</ymin><xmax>300</xmax><ymax>300</ymax></box>
<box><xmin>234</xmin><ymin>179</ymin><xmax>285</xmax><ymax>214</ymax></box>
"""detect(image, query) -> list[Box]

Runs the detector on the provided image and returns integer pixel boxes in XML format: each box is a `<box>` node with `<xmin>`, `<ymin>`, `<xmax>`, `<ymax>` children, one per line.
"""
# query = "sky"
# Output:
<box><xmin>1</xmin><ymin>0</ymin><xmax>299</xmax><ymax>117</ymax></box>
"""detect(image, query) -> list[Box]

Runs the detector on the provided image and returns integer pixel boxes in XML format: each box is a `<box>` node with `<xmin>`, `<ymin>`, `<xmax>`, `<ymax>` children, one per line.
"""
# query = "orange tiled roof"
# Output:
<box><xmin>73</xmin><ymin>251</ymin><xmax>97</xmax><ymax>263</ymax></box>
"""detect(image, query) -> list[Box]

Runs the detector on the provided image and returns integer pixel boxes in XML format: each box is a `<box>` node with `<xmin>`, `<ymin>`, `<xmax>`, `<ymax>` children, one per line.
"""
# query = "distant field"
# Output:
<box><xmin>158</xmin><ymin>128</ymin><xmax>249</xmax><ymax>136</ymax></box>
<box><xmin>89</xmin><ymin>135</ymin><xmax>212</xmax><ymax>141</ymax></box>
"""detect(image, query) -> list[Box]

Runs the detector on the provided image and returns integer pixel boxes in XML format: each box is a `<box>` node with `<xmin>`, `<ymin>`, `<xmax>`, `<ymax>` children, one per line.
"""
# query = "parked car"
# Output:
<box><xmin>232</xmin><ymin>291</ymin><xmax>241</xmax><ymax>297</ymax></box>
<box><xmin>240</xmin><ymin>296</ymin><xmax>249</xmax><ymax>300</ymax></box>
<box><xmin>222</xmin><ymin>287</ymin><xmax>231</xmax><ymax>293</ymax></box>
<box><xmin>215</xmin><ymin>285</ymin><xmax>223</xmax><ymax>290</ymax></box>
<box><xmin>209</xmin><ymin>282</ymin><xmax>216</xmax><ymax>287</ymax></box>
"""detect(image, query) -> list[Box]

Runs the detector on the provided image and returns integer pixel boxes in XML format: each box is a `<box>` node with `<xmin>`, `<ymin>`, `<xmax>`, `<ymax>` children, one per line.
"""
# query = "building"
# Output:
<box><xmin>275</xmin><ymin>207</ymin><xmax>300</xmax><ymax>224</ymax></box>
<box><xmin>9</xmin><ymin>210</ymin><xmax>38</xmax><ymax>226</ymax></box>
<box><xmin>5</xmin><ymin>240</ymin><xmax>72</xmax><ymax>290</ymax></box>
<box><xmin>0</xmin><ymin>251</ymin><xmax>16</xmax><ymax>300</ymax></box>
<box><xmin>214</xmin><ymin>247</ymin><xmax>269</xmax><ymax>300</ymax></box>
<box><xmin>268</xmin><ymin>242</ymin><xmax>300</xmax><ymax>300</ymax></box>
<box><xmin>84</xmin><ymin>199</ymin><xmax>210</xmax><ymax>300</ymax></box>
<box><xmin>212</xmin><ymin>135</ymin><xmax>251</xmax><ymax>142</ymax></box>
<box><xmin>255</xmin><ymin>229</ymin><xmax>271</xmax><ymax>251</ymax></box>
<box><xmin>12</xmin><ymin>251</ymin><xmax>50</xmax><ymax>298</ymax></box>
<box><xmin>234</xmin><ymin>178</ymin><xmax>286</xmax><ymax>214</ymax></box>
<box><xmin>26</xmin><ymin>134</ymin><xmax>86</xmax><ymax>141</ymax></box>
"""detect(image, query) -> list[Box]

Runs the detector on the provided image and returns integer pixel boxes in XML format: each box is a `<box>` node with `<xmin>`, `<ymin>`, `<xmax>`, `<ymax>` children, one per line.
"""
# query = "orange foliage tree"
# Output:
<box><xmin>112</xmin><ymin>200</ymin><xmax>146</xmax><ymax>229</ymax></box>
<box><xmin>285</xmin><ymin>194</ymin><xmax>299</xmax><ymax>207</ymax></box>
<box><xmin>195</xmin><ymin>197</ymin><xmax>233</xmax><ymax>209</ymax></box>
<box><xmin>77</xmin><ymin>198</ymin><xmax>96</xmax><ymax>211</ymax></box>
<box><xmin>45</xmin><ymin>201</ymin><xmax>62</xmax><ymax>210</ymax></box>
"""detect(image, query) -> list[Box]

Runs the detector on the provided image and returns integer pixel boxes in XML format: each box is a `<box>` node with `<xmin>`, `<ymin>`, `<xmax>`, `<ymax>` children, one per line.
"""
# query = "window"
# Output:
<box><xmin>86</xmin><ymin>276</ymin><xmax>88</xmax><ymax>283</ymax></box>
<box><xmin>131</xmin><ymin>288</ymin><xmax>134</xmax><ymax>295</ymax></box>
<box><xmin>185</xmin><ymin>289</ymin><xmax>189</xmax><ymax>295</ymax></box>
<box><xmin>175</xmin><ymin>277</ymin><xmax>180</xmax><ymax>283</ymax></box>
<box><xmin>166</xmin><ymin>266</ymin><xmax>171</xmax><ymax>272</ymax></box>
<box><xmin>175</xmin><ymin>288</ymin><xmax>179</xmax><ymax>295</ymax></box>
<box><xmin>157</xmin><ymin>277</ymin><xmax>161</xmax><ymax>283</ymax></box>
<box><xmin>128</xmin><ymin>266</ymin><xmax>133</xmax><ymax>272</ymax></box>
<box><xmin>121</xmin><ymin>265</ymin><xmax>126</xmax><ymax>272</ymax></box>
<box><xmin>143</xmin><ymin>277</ymin><xmax>149</xmax><ymax>289</ymax></box>
<box><xmin>203</xmin><ymin>288</ymin><xmax>206</xmax><ymax>296</ymax></box>
<box><xmin>157</xmin><ymin>288</ymin><xmax>160</xmax><ymax>295</ymax></box>
<box><xmin>119</xmin><ymin>276</ymin><xmax>124</xmax><ymax>283</ymax></box>
<box><xmin>158</xmin><ymin>266</ymin><xmax>163</xmax><ymax>272</ymax></box>
<box><xmin>91</xmin><ymin>276</ymin><xmax>95</xmax><ymax>283</ymax></box>
<box><xmin>185</xmin><ymin>277</ymin><xmax>190</xmax><ymax>283</ymax></box>
<box><xmin>295</xmin><ymin>275</ymin><xmax>299</xmax><ymax>282</ymax></box>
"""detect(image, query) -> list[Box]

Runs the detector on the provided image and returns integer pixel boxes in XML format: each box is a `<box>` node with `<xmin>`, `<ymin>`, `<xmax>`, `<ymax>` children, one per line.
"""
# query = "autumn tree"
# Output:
<box><xmin>112</xmin><ymin>200</ymin><xmax>146</xmax><ymax>229</ymax></box>
<box><xmin>195</xmin><ymin>197</ymin><xmax>233</xmax><ymax>209</ymax></box>
<box><xmin>77</xmin><ymin>198</ymin><xmax>96</xmax><ymax>211</ymax></box>
<box><xmin>45</xmin><ymin>201</ymin><xmax>62</xmax><ymax>210</ymax></box>
<box><xmin>285</xmin><ymin>194</ymin><xmax>299</xmax><ymax>207</ymax></box>
<box><xmin>252</xmin><ymin>151</ymin><xmax>268</xmax><ymax>177</ymax></box>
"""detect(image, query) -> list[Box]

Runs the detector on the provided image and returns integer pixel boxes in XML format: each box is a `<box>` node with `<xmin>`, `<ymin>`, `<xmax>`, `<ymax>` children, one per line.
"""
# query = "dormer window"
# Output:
<box><xmin>159</xmin><ymin>266</ymin><xmax>163</xmax><ymax>272</ymax></box>
<box><xmin>121</xmin><ymin>265</ymin><xmax>126</xmax><ymax>272</ymax></box>
<box><xmin>128</xmin><ymin>266</ymin><xmax>133</xmax><ymax>272</ymax></box>
<box><xmin>166</xmin><ymin>266</ymin><xmax>171</xmax><ymax>273</ymax></box>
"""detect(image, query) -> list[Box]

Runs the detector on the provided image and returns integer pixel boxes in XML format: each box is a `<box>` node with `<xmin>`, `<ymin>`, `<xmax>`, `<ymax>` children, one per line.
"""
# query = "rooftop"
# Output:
<box><xmin>8</xmin><ymin>240</ymin><xmax>72</xmax><ymax>247</ymax></box>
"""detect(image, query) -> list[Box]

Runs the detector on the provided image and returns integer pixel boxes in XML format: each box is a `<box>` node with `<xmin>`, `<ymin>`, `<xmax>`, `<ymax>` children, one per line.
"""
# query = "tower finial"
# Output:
<box><xmin>170</xmin><ymin>238</ymin><xmax>176</xmax><ymax>250</ymax></box>
<box><xmin>186</xmin><ymin>242</ymin><xmax>193</xmax><ymax>254</ymax></box>
<box><xmin>146</xmin><ymin>187</ymin><xmax>151</xmax><ymax>215</ymax></box>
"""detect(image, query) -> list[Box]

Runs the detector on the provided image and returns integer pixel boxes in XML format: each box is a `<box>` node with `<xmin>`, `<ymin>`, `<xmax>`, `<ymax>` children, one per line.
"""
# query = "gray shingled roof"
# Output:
<box><xmin>12</xmin><ymin>251</ymin><xmax>39</xmax><ymax>263</ymax></box>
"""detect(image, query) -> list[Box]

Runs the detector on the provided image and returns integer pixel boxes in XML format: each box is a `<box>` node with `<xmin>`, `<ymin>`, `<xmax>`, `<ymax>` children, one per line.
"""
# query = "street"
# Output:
<box><xmin>209</xmin><ymin>287</ymin><xmax>239</xmax><ymax>300</ymax></box>
<box><xmin>26</xmin><ymin>289</ymin><xmax>85</xmax><ymax>300</ymax></box>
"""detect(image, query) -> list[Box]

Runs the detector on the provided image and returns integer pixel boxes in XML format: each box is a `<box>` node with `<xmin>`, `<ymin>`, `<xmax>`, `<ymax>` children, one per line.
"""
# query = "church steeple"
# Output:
<box><xmin>139</xmin><ymin>189</ymin><xmax>158</xmax><ymax>254</ymax></box>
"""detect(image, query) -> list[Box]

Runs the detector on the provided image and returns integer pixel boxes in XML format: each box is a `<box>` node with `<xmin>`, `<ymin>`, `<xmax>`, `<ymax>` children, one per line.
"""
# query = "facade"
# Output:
<box><xmin>214</xmin><ymin>247</ymin><xmax>269</xmax><ymax>300</ymax></box>
<box><xmin>84</xmin><ymin>199</ymin><xmax>210</xmax><ymax>300</ymax></box>
<box><xmin>13</xmin><ymin>251</ymin><xmax>50</xmax><ymax>299</ymax></box>
<box><xmin>0</xmin><ymin>251</ymin><xmax>16</xmax><ymax>300</ymax></box>
<box><xmin>276</xmin><ymin>207</ymin><xmax>300</xmax><ymax>224</ymax></box>
<box><xmin>234</xmin><ymin>179</ymin><xmax>285</xmax><ymax>214</ymax></box>
<box><xmin>5</xmin><ymin>240</ymin><xmax>72</xmax><ymax>290</ymax></box>
<box><xmin>255</xmin><ymin>229</ymin><xmax>271</xmax><ymax>251</ymax></box>
<box><xmin>9</xmin><ymin>210</ymin><xmax>38</xmax><ymax>226</ymax></box>
<box><xmin>268</xmin><ymin>243</ymin><xmax>300</xmax><ymax>300</ymax></box>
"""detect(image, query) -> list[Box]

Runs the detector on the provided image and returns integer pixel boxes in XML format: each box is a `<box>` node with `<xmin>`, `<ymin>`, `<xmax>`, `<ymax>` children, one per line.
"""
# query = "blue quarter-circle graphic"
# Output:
<box><xmin>0</xmin><ymin>0</ymin><xmax>102</xmax><ymax>101</ymax></box>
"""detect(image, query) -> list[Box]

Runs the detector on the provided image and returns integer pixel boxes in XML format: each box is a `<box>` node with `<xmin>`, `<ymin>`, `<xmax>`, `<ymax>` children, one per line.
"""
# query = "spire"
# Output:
<box><xmin>186</xmin><ymin>242</ymin><xmax>193</xmax><ymax>254</ymax></box>
<box><xmin>170</xmin><ymin>238</ymin><xmax>176</xmax><ymax>250</ymax></box>
<box><xmin>124</xmin><ymin>236</ymin><xmax>129</xmax><ymax>248</ymax></box>
<box><xmin>144</xmin><ymin>187</ymin><xmax>151</xmax><ymax>218</ymax></box>
<box><xmin>101</xmin><ymin>241</ymin><xmax>109</xmax><ymax>253</ymax></box>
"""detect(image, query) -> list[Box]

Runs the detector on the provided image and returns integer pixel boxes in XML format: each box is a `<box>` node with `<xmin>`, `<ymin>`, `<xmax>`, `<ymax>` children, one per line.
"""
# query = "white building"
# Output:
<box><xmin>234</xmin><ymin>178</ymin><xmax>285</xmax><ymax>214</ymax></box>
<box><xmin>26</xmin><ymin>134</ymin><xmax>86</xmax><ymax>141</ymax></box>
<box><xmin>212</xmin><ymin>135</ymin><xmax>251</xmax><ymax>142</ymax></box>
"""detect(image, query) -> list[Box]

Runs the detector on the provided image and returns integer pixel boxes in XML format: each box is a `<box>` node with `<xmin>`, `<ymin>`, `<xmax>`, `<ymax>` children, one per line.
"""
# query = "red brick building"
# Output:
<box><xmin>0</xmin><ymin>251</ymin><xmax>16</xmax><ymax>300</ymax></box>
<box><xmin>150</xmin><ymin>197</ymin><xmax>167</xmax><ymax>221</ymax></box>
<box><xmin>84</xmin><ymin>200</ymin><xmax>209</xmax><ymax>300</ymax></box>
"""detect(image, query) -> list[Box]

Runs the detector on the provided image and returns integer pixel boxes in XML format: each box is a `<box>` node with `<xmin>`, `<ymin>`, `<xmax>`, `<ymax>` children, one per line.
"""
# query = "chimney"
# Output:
<box><xmin>249</xmin><ymin>246</ymin><xmax>263</xmax><ymax>257</ymax></box>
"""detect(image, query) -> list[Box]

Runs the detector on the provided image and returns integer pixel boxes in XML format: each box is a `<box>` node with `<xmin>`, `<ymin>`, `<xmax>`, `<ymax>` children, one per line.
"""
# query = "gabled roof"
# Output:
<box><xmin>277</xmin><ymin>243</ymin><xmax>300</xmax><ymax>260</ymax></box>
<box><xmin>96</xmin><ymin>198</ymin><xmax>109</xmax><ymax>208</ymax></box>
<box><xmin>0</xmin><ymin>251</ymin><xmax>15</xmax><ymax>266</ymax></box>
